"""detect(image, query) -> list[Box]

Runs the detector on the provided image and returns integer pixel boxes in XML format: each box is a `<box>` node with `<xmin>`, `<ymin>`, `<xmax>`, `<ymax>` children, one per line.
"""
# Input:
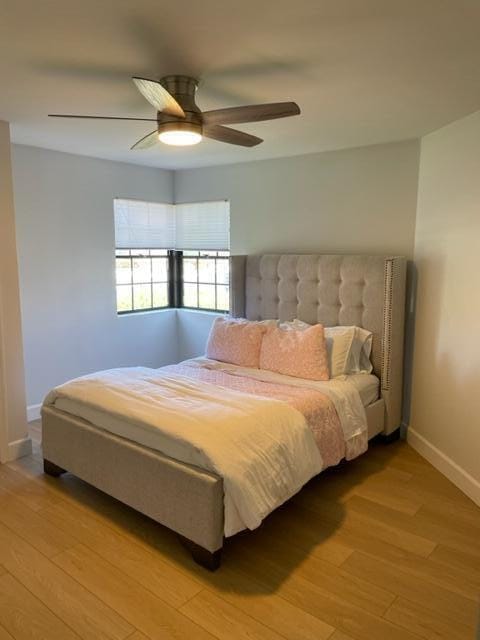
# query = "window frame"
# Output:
<box><xmin>115</xmin><ymin>249</ymin><xmax>230</xmax><ymax>315</ymax></box>
<box><xmin>179</xmin><ymin>250</ymin><xmax>230</xmax><ymax>313</ymax></box>
<box><xmin>115</xmin><ymin>248</ymin><xmax>171</xmax><ymax>315</ymax></box>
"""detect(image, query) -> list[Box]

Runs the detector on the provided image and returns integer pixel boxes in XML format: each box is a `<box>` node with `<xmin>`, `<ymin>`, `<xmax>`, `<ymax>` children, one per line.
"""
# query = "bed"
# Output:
<box><xmin>41</xmin><ymin>254</ymin><xmax>407</xmax><ymax>569</ymax></box>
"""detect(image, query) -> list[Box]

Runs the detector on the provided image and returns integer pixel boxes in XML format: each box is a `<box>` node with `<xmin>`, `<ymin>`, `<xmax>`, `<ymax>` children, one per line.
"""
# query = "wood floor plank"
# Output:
<box><xmin>330</xmin><ymin>632</ymin><xmax>356</xmax><ymax>640</ymax></box>
<box><xmin>347</xmin><ymin>495</ymin><xmax>480</xmax><ymax>557</ymax></box>
<box><xmin>0</xmin><ymin>625</ymin><xmax>15</xmax><ymax>640</ymax></box>
<box><xmin>39</xmin><ymin>500</ymin><xmax>203</xmax><ymax>608</ymax></box>
<box><xmin>0</xmin><ymin>464</ymin><xmax>62</xmax><ymax>512</ymax></box>
<box><xmin>199</xmin><ymin>565</ymin><xmax>335</xmax><ymax>640</ymax></box>
<box><xmin>334</xmin><ymin>526</ymin><xmax>480</xmax><ymax>601</ymax></box>
<box><xmin>7</xmin><ymin>453</ymin><xmax>44</xmax><ymax>479</ymax></box>
<box><xmin>0</xmin><ymin>573</ymin><xmax>80</xmax><ymax>640</ymax></box>
<box><xmin>365</xmin><ymin>444</ymin><xmax>477</xmax><ymax>508</ymax></box>
<box><xmin>53</xmin><ymin>544</ymin><xmax>217</xmax><ymax>640</ymax></box>
<box><xmin>351</xmin><ymin>481</ymin><xmax>423</xmax><ymax>516</ymax></box>
<box><xmin>0</xmin><ymin>492</ymin><xmax>77</xmax><ymax>557</ymax></box>
<box><xmin>227</xmin><ymin>535</ymin><xmax>394</xmax><ymax>617</ymax></box>
<box><xmin>180</xmin><ymin>589</ymin><xmax>287</xmax><ymax>640</ymax></box>
<box><xmin>277</xmin><ymin>571</ymin><xmax>420</xmax><ymax>640</ymax></box>
<box><xmin>303</xmin><ymin>460</ymin><xmax>422</xmax><ymax>516</ymax></box>
<box><xmin>298</xmin><ymin>463</ymin><xmax>413</xmax><ymax>506</ymax></box>
<box><xmin>385</xmin><ymin>596</ymin><xmax>475</xmax><ymax>640</ymax></box>
<box><xmin>0</xmin><ymin>522</ymin><xmax>134</xmax><ymax>640</ymax></box>
<box><xmin>290</xmin><ymin>497</ymin><xmax>437</xmax><ymax>557</ymax></box>
<box><xmin>237</xmin><ymin>506</ymin><xmax>354</xmax><ymax>567</ymax></box>
<box><xmin>429</xmin><ymin>544</ymin><xmax>480</xmax><ymax>576</ymax></box>
<box><xmin>416</xmin><ymin>501</ymin><xmax>480</xmax><ymax>537</ymax></box>
<box><xmin>342</xmin><ymin>550</ymin><xmax>479</xmax><ymax>626</ymax></box>
<box><xmin>225</xmin><ymin>546</ymin><xmax>417</xmax><ymax>640</ymax></box>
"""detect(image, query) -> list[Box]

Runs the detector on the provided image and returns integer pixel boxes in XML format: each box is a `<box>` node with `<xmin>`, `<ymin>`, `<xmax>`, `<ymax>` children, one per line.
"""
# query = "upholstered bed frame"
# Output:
<box><xmin>42</xmin><ymin>254</ymin><xmax>407</xmax><ymax>570</ymax></box>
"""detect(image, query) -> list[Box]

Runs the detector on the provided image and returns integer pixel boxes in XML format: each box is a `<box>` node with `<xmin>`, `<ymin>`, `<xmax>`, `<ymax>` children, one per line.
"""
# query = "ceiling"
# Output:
<box><xmin>1</xmin><ymin>0</ymin><xmax>480</xmax><ymax>170</ymax></box>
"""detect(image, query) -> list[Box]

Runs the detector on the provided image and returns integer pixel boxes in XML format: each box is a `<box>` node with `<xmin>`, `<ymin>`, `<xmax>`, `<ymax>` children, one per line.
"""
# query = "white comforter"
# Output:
<box><xmin>44</xmin><ymin>360</ymin><xmax>367</xmax><ymax>535</ymax></box>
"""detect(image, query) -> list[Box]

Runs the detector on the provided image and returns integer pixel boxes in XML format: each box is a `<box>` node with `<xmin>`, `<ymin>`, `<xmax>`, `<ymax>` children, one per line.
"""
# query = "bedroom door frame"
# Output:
<box><xmin>0</xmin><ymin>120</ymin><xmax>30</xmax><ymax>463</ymax></box>
<box><xmin>0</xmin><ymin>292</ymin><xmax>10</xmax><ymax>463</ymax></box>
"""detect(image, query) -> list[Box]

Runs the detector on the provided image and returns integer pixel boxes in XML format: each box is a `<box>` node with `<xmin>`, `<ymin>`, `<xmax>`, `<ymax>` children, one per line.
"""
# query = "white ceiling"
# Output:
<box><xmin>1</xmin><ymin>0</ymin><xmax>480</xmax><ymax>170</ymax></box>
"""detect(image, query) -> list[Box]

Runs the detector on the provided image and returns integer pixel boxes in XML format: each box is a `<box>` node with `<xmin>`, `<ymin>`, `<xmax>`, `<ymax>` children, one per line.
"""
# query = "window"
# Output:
<box><xmin>114</xmin><ymin>199</ymin><xmax>230</xmax><ymax>314</ymax></box>
<box><xmin>182</xmin><ymin>251</ymin><xmax>230</xmax><ymax>311</ymax></box>
<box><xmin>115</xmin><ymin>249</ymin><xmax>170</xmax><ymax>314</ymax></box>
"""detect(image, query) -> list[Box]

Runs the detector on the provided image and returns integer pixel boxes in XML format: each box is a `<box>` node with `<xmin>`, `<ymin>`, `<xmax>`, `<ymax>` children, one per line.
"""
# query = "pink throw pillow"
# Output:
<box><xmin>259</xmin><ymin>324</ymin><xmax>330</xmax><ymax>380</ymax></box>
<box><xmin>206</xmin><ymin>317</ymin><xmax>267</xmax><ymax>368</ymax></box>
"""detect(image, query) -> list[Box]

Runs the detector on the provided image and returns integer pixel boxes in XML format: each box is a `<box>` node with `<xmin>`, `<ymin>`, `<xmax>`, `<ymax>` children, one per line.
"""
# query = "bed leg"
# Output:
<box><xmin>379</xmin><ymin>427</ymin><xmax>401</xmax><ymax>444</ymax></box>
<box><xmin>180</xmin><ymin>537</ymin><xmax>222</xmax><ymax>571</ymax></box>
<box><xmin>43</xmin><ymin>459</ymin><xmax>66</xmax><ymax>477</ymax></box>
<box><xmin>191</xmin><ymin>545</ymin><xmax>222</xmax><ymax>571</ymax></box>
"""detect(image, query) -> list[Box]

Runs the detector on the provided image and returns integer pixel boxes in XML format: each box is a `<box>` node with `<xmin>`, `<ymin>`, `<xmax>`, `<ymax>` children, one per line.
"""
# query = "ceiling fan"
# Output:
<box><xmin>49</xmin><ymin>75</ymin><xmax>301</xmax><ymax>149</ymax></box>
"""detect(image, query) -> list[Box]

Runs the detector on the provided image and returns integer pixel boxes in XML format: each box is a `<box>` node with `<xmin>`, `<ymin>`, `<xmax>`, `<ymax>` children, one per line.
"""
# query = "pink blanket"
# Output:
<box><xmin>161</xmin><ymin>363</ymin><xmax>345</xmax><ymax>469</ymax></box>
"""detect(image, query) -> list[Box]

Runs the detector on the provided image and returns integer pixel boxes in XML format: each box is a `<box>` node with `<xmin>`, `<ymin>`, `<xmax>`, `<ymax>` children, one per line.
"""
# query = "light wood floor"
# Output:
<box><xmin>0</xmin><ymin>421</ymin><xmax>478</xmax><ymax>640</ymax></box>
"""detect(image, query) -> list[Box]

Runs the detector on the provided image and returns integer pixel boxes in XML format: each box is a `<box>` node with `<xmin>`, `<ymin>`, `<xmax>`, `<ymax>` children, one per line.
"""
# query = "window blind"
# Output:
<box><xmin>114</xmin><ymin>199</ymin><xmax>175</xmax><ymax>249</ymax></box>
<box><xmin>175</xmin><ymin>201</ymin><xmax>230</xmax><ymax>250</ymax></box>
<box><xmin>114</xmin><ymin>198</ymin><xmax>230</xmax><ymax>251</ymax></box>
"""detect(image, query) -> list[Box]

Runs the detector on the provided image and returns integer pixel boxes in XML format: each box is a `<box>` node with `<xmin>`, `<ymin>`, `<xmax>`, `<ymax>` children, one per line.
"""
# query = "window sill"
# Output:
<box><xmin>117</xmin><ymin>308</ymin><xmax>175</xmax><ymax>318</ymax></box>
<box><xmin>177</xmin><ymin>308</ymin><xmax>225</xmax><ymax>317</ymax></box>
<box><xmin>117</xmin><ymin>308</ymin><xmax>227</xmax><ymax>319</ymax></box>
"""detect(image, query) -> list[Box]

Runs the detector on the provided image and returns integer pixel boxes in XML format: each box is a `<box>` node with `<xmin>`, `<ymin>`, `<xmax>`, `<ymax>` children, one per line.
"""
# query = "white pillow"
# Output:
<box><xmin>226</xmin><ymin>316</ymin><xmax>278</xmax><ymax>327</ymax></box>
<box><xmin>279</xmin><ymin>320</ymin><xmax>373</xmax><ymax>377</ymax></box>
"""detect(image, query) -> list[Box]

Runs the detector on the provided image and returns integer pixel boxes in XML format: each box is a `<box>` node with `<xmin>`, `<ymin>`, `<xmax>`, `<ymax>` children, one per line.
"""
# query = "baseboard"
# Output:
<box><xmin>7</xmin><ymin>436</ymin><xmax>33</xmax><ymax>461</ymax></box>
<box><xmin>407</xmin><ymin>427</ymin><xmax>480</xmax><ymax>506</ymax></box>
<box><xmin>27</xmin><ymin>403</ymin><xmax>41</xmax><ymax>422</ymax></box>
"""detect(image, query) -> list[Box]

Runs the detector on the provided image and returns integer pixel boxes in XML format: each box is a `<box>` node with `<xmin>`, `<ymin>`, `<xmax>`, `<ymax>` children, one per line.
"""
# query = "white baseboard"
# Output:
<box><xmin>27</xmin><ymin>403</ymin><xmax>41</xmax><ymax>422</ymax></box>
<box><xmin>407</xmin><ymin>427</ymin><xmax>480</xmax><ymax>506</ymax></box>
<box><xmin>8</xmin><ymin>436</ymin><xmax>33</xmax><ymax>461</ymax></box>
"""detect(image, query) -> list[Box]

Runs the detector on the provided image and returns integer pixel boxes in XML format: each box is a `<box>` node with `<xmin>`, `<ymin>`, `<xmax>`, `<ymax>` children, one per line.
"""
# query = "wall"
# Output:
<box><xmin>176</xmin><ymin>309</ymin><xmax>221</xmax><ymax>362</ymax></box>
<box><xmin>12</xmin><ymin>145</ymin><xmax>178</xmax><ymax>409</ymax></box>
<box><xmin>175</xmin><ymin>140</ymin><xmax>420</xmax><ymax>257</ymax></box>
<box><xmin>175</xmin><ymin>139</ymin><xmax>420</xmax><ymax>360</ymax></box>
<box><xmin>409</xmin><ymin>110</ymin><xmax>480</xmax><ymax>504</ymax></box>
<box><xmin>0</xmin><ymin>123</ymin><xmax>31</xmax><ymax>460</ymax></box>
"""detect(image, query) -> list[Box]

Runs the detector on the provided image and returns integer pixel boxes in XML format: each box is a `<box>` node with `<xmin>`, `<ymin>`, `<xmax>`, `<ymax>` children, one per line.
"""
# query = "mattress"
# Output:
<box><xmin>345</xmin><ymin>373</ymin><xmax>380</xmax><ymax>407</ymax></box>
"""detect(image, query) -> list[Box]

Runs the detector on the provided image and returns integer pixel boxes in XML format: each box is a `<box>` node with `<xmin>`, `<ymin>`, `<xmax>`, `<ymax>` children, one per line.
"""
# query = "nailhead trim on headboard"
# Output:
<box><xmin>381</xmin><ymin>258</ymin><xmax>394</xmax><ymax>391</ymax></box>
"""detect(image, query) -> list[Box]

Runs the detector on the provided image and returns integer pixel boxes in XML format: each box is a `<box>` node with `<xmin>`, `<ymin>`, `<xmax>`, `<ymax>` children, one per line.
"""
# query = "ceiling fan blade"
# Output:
<box><xmin>202</xmin><ymin>102</ymin><xmax>300</xmax><ymax>126</ymax></box>
<box><xmin>49</xmin><ymin>114</ymin><xmax>158</xmax><ymax>121</ymax></box>
<box><xmin>203</xmin><ymin>125</ymin><xmax>262</xmax><ymax>147</ymax></box>
<box><xmin>130</xmin><ymin>129</ymin><xmax>159</xmax><ymax>150</ymax></box>
<box><xmin>132</xmin><ymin>77</ymin><xmax>185</xmax><ymax>118</ymax></box>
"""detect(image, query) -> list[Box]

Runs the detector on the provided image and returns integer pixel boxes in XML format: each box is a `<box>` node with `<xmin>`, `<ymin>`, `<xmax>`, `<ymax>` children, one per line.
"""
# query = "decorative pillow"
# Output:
<box><xmin>206</xmin><ymin>317</ymin><xmax>267</xmax><ymax>368</ymax></box>
<box><xmin>280</xmin><ymin>320</ymin><xmax>373</xmax><ymax>377</ymax></box>
<box><xmin>259</xmin><ymin>324</ymin><xmax>329</xmax><ymax>381</ymax></box>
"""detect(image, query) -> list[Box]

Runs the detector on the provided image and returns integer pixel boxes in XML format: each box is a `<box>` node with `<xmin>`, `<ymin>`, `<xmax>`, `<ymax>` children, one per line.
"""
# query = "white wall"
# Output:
<box><xmin>176</xmin><ymin>310</ymin><xmax>221</xmax><ymax>362</ymax></box>
<box><xmin>409</xmin><ymin>110</ymin><xmax>480</xmax><ymax>504</ymax></box>
<box><xmin>175</xmin><ymin>140</ymin><xmax>420</xmax><ymax>258</ymax></box>
<box><xmin>0</xmin><ymin>123</ymin><xmax>31</xmax><ymax>460</ymax></box>
<box><xmin>12</xmin><ymin>145</ymin><xmax>178</xmax><ymax>408</ymax></box>
<box><xmin>174</xmin><ymin>139</ymin><xmax>420</xmax><ymax>360</ymax></box>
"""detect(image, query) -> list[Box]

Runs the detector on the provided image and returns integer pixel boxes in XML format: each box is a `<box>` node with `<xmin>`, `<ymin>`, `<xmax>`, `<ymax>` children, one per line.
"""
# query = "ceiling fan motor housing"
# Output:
<box><xmin>157</xmin><ymin>75</ymin><xmax>202</xmax><ymax>136</ymax></box>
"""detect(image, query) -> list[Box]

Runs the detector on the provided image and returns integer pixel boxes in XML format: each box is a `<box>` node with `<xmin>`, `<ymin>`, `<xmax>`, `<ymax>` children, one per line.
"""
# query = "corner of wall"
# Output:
<box><xmin>407</xmin><ymin>427</ymin><xmax>480</xmax><ymax>506</ymax></box>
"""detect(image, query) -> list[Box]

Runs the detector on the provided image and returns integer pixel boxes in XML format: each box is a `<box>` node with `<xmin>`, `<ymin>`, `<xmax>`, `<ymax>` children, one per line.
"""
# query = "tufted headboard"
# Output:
<box><xmin>230</xmin><ymin>254</ymin><xmax>407</xmax><ymax>435</ymax></box>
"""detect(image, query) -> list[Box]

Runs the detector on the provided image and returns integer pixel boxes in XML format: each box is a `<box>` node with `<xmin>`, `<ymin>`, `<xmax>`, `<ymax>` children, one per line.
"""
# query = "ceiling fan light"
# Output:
<box><xmin>158</xmin><ymin>130</ymin><xmax>202</xmax><ymax>146</ymax></box>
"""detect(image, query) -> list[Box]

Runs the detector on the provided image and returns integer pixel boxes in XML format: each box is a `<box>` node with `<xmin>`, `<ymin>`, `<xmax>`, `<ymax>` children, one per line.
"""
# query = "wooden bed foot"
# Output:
<box><xmin>180</xmin><ymin>537</ymin><xmax>222</xmax><ymax>571</ymax></box>
<box><xmin>378</xmin><ymin>428</ymin><xmax>401</xmax><ymax>444</ymax></box>
<box><xmin>43</xmin><ymin>459</ymin><xmax>66</xmax><ymax>477</ymax></box>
